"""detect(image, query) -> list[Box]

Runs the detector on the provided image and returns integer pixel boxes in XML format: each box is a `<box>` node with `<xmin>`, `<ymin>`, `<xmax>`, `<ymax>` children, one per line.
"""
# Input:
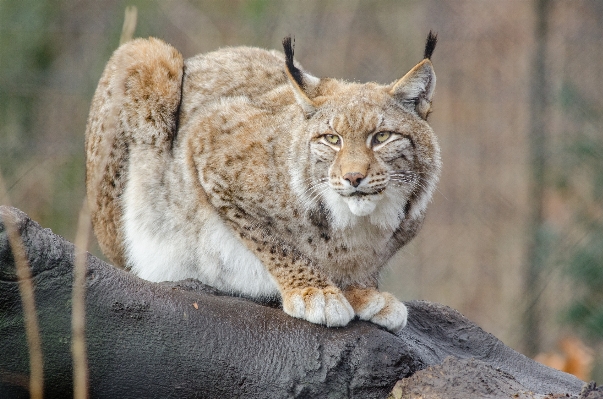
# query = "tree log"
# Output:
<box><xmin>0</xmin><ymin>206</ymin><xmax>593</xmax><ymax>398</ymax></box>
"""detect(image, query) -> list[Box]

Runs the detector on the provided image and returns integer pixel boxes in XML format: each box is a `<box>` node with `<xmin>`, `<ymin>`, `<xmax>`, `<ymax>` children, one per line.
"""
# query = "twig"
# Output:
<box><xmin>120</xmin><ymin>6</ymin><xmax>138</xmax><ymax>45</ymax></box>
<box><xmin>69</xmin><ymin>8</ymin><xmax>139</xmax><ymax>396</ymax></box>
<box><xmin>0</xmin><ymin>170</ymin><xmax>44</xmax><ymax>399</ymax></box>
<box><xmin>72</xmin><ymin>199</ymin><xmax>91</xmax><ymax>399</ymax></box>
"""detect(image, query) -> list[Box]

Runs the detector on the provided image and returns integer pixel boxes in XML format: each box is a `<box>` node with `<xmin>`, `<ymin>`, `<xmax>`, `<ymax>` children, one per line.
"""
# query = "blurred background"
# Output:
<box><xmin>1</xmin><ymin>0</ymin><xmax>601</xmax><ymax>382</ymax></box>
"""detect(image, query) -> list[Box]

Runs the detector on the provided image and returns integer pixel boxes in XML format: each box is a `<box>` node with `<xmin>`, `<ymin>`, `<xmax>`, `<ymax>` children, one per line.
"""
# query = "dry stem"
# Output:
<box><xmin>72</xmin><ymin>199</ymin><xmax>91</xmax><ymax>399</ymax></box>
<box><xmin>120</xmin><ymin>6</ymin><xmax>138</xmax><ymax>45</ymax></box>
<box><xmin>0</xmin><ymin>170</ymin><xmax>44</xmax><ymax>399</ymax></box>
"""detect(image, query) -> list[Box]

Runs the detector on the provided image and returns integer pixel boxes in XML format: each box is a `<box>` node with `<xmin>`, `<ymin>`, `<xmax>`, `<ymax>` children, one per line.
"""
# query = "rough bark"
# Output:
<box><xmin>0</xmin><ymin>206</ymin><xmax>591</xmax><ymax>398</ymax></box>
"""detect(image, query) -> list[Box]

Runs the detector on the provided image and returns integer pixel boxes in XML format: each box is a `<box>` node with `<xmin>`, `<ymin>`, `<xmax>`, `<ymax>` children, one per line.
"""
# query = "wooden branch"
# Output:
<box><xmin>0</xmin><ymin>206</ymin><xmax>588</xmax><ymax>398</ymax></box>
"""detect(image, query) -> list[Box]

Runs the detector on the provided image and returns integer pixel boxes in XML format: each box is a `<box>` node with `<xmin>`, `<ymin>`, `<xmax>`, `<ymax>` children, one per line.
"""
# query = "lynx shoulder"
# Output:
<box><xmin>85</xmin><ymin>33</ymin><xmax>441</xmax><ymax>331</ymax></box>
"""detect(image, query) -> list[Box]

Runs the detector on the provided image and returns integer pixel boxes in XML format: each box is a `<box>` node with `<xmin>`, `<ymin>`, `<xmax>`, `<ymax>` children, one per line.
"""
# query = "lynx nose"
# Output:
<box><xmin>343</xmin><ymin>172</ymin><xmax>365</xmax><ymax>188</ymax></box>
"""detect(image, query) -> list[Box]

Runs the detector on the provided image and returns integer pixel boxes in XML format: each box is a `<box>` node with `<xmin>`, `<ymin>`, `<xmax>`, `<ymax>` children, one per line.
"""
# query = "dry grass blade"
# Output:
<box><xmin>72</xmin><ymin>199</ymin><xmax>91</xmax><ymax>399</ymax></box>
<box><xmin>0</xmin><ymin>170</ymin><xmax>44</xmax><ymax>399</ymax></box>
<box><xmin>68</xmin><ymin>9</ymin><xmax>139</xmax><ymax>397</ymax></box>
<box><xmin>120</xmin><ymin>6</ymin><xmax>138</xmax><ymax>45</ymax></box>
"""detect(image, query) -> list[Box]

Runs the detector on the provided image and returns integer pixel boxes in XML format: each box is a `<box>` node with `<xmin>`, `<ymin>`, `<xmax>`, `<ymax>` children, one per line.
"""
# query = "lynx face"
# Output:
<box><xmin>303</xmin><ymin>100</ymin><xmax>423</xmax><ymax>230</ymax></box>
<box><xmin>289</xmin><ymin>70</ymin><xmax>439</xmax><ymax>232</ymax></box>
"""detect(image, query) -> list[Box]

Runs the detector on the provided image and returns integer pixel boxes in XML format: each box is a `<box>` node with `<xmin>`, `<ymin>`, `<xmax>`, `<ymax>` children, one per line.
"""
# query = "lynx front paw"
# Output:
<box><xmin>282</xmin><ymin>286</ymin><xmax>355</xmax><ymax>327</ymax></box>
<box><xmin>344</xmin><ymin>288</ymin><xmax>407</xmax><ymax>332</ymax></box>
<box><xmin>369</xmin><ymin>292</ymin><xmax>407</xmax><ymax>332</ymax></box>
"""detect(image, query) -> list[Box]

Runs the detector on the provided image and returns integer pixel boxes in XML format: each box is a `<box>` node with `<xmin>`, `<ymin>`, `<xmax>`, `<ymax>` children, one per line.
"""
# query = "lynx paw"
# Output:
<box><xmin>344</xmin><ymin>288</ymin><xmax>407</xmax><ymax>332</ymax></box>
<box><xmin>369</xmin><ymin>292</ymin><xmax>407</xmax><ymax>332</ymax></box>
<box><xmin>282</xmin><ymin>286</ymin><xmax>355</xmax><ymax>327</ymax></box>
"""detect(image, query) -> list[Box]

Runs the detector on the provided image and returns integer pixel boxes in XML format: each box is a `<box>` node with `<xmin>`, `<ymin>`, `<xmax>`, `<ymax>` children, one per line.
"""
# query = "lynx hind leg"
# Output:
<box><xmin>344</xmin><ymin>287</ymin><xmax>408</xmax><ymax>332</ymax></box>
<box><xmin>282</xmin><ymin>286</ymin><xmax>355</xmax><ymax>328</ymax></box>
<box><xmin>85</xmin><ymin>37</ymin><xmax>184</xmax><ymax>267</ymax></box>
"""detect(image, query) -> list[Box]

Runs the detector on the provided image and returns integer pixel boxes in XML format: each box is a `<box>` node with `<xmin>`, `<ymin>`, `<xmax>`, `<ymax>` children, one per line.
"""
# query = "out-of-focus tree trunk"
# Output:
<box><xmin>524</xmin><ymin>0</ymin><xmax>552</xmax><ymax>357</ymax></box>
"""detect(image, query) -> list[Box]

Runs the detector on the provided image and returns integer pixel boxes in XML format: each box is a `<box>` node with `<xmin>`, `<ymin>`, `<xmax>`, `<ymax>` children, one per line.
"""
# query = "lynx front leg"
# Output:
<box><xmin>269</xmin><ymin>253</ymin><xmax>355</xmax><ymax>327</ymax></box>
<box><xmin>234</xmin><ymin>227</ymin><xmax>354</xmax><ymax>327</ymax></box>
<box><xmin>344</xmin><ymin>286</ymin><xmax>408</xmax><ymax>332</ymax></box>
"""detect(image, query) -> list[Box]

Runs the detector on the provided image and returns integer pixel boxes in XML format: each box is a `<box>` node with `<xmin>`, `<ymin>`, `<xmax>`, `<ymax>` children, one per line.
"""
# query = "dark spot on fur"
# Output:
<box><xmin>309</xmin><ymin>207</ymin><xmax>329</xmax><ymax>229</ymax></box>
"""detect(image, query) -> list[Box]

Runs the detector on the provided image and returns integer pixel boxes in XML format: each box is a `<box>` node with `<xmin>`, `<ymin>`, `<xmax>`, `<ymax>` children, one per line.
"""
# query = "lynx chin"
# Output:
<box><xmin>86</xmin><ymin>32</ymin><xmax>441</xmax><ymax>332</ymax></box>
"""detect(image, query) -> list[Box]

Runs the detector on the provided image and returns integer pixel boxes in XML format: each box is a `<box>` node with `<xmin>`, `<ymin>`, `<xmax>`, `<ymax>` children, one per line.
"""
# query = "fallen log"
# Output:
<box><xmin>0</xmin><ymin>206</ymin><xmax>594</xmax><ymax>398</ymax></box>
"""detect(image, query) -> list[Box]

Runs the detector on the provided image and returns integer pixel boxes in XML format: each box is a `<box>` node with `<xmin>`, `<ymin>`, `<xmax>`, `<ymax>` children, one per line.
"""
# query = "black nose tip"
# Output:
<box><xmin>343</xmin><ymin>172</ymin><xmax>365</xmax><ymax>188</ymax></box>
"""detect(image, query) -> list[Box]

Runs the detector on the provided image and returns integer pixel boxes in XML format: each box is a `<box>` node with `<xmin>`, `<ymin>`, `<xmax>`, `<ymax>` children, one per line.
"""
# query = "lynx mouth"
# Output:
<box><xmin>348</xmin><ymin>191</ymin><xmax>371</xmax><ymax>197</ymax></box>
<box><xmin>345</xmin><ymin>188</ymin><xmax>385</xmax><ymax>198</ymax></box>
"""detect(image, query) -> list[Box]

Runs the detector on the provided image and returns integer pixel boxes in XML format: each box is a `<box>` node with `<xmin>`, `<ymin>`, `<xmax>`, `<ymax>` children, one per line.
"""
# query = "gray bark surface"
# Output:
<box><xmin>0</xmin><ymin>206</ymin><xmax>587</xmax><ymax>398</ymax></box>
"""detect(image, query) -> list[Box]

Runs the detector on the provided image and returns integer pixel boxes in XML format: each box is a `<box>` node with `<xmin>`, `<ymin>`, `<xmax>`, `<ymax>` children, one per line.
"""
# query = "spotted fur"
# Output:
<box><xmin>85</xmin><ymin>34</ymin><xmax>441</xmax><ymax>331</ymax></box>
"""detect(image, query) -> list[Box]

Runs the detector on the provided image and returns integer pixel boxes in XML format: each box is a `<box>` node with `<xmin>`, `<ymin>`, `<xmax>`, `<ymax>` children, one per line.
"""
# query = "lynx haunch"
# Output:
<box><xmin>86</xmin><ymin>33</ymin><xmax>441</xmax><ymax>331</ymax></box>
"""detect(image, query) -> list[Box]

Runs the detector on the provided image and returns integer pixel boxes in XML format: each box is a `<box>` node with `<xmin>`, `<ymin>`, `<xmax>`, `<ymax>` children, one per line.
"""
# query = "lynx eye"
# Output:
<box><xmin>323</xmin><ymin>134</ymin><xmax>341</xmax><ymax>146</ymax></box>
<box><xmin>373</xmin><ymin>131</ymin><xmax>391</xmax><ymax>145</ymax></box>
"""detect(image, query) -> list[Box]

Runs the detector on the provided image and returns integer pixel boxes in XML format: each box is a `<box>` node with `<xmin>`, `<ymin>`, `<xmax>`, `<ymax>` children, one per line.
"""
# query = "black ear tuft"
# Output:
<box><xmin>423</xmin><ymin>31</ymin><xmax>438</xmax><ymax>60</ymax></box>
<box><xmin>282</xmin><ymin>35</ymin><xmax>305</xmax><ymax>89</ymax></box>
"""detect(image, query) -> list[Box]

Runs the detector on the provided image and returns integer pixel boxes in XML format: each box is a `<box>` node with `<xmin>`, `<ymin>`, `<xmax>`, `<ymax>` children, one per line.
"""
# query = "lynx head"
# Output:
<box><xmin>285</xmin><ymin>33</ymin><xmax>441</xmax><ymax>231</ymax></box>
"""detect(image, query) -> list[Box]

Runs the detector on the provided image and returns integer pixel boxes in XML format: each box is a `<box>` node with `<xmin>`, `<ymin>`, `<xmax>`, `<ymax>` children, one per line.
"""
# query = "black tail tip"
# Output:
<box><xmin>424</xmin><ymin>30</ymin><xmax>438</xmax><ymax>60</ymax></box>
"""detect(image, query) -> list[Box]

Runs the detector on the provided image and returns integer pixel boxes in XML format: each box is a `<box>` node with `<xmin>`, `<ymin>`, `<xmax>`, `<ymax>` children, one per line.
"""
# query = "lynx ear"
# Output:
<box><xmin>390</xmin><ymin>31</ymin><xmax>437</xmax><ymax>119</ymax></box>
<box><xmin>282</xmin><ymin>36</ymin><xmax>320</xmax><ymax>116</ymax></box>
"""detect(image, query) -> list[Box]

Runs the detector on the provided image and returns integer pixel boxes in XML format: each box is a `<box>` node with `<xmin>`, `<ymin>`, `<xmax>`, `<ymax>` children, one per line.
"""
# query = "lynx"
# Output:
<box><xmin>85</xmin><ymin>33</ymin><xmax>441</xmax><ymax>332</ymax></box>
